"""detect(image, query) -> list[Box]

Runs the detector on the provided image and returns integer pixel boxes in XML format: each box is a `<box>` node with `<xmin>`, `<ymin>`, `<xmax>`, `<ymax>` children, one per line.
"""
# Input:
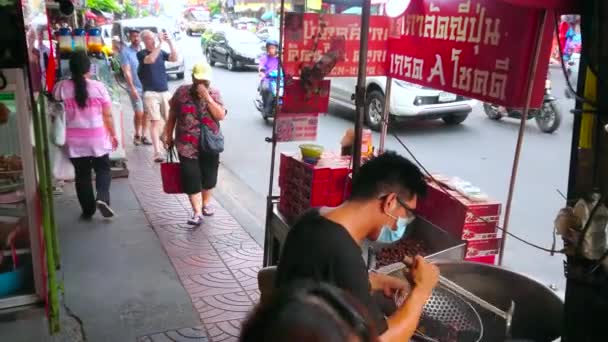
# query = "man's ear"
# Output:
<box><xmin>382</xmin><ymin>193</ymin><xmax>397</xmax><ymax>212</ymax></box>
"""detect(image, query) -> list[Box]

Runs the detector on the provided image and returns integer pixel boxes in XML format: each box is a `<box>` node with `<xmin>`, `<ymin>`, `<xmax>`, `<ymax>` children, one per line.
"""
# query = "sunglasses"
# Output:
<box><xmin>379</xmin><ymin>194</ymin><xmax>416</xmax><ymax>216</ymax></box>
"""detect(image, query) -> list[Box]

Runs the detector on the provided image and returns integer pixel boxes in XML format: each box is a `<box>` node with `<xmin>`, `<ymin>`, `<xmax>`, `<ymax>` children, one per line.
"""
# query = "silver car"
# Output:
<box><xmin>330</xmin><ymin>76</ymin><xmax>478</xmax><ymax>131</ymax></box>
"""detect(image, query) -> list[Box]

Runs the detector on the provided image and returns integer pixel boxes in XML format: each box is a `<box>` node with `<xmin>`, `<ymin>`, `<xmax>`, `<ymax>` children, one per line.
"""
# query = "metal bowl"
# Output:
<box><xmin>431</xmin><ymin>261</ymin><xmax>563</xmax><ymax>342</ymax></box>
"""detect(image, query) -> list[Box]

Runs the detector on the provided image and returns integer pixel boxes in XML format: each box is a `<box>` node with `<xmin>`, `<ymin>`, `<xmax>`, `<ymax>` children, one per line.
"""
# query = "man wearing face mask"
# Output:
<box><xmin>276</xmin><ymin>151</ymin><xmax>439</xmax><ymax>342</ymax></box>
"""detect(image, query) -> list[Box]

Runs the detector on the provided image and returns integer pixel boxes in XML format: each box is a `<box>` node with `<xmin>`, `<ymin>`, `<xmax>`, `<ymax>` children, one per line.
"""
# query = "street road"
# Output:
<box><xmin>171</xmin><ymin>34</ymin><xmax>576</xmax><ymax>293</ymax></box>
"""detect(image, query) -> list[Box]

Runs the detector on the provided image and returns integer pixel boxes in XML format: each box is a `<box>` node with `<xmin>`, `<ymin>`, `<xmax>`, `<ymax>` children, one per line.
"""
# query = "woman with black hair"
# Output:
<box><xmin>53</xmin><ymin>51</ymin><xmax>118</xmax><ymax>219</ymax></box>
<box><xmin>240</xmin><ymin>282</ymin><xmax>378</xmax><ymax>342</ymax></box>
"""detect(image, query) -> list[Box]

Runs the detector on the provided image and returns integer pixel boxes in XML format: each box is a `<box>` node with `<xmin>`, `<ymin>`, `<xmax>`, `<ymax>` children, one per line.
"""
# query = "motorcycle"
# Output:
<box><xmin>483</xmin><ymin>79</ymin><xmax>562</xmax><ymax>134</ymax></box>
<box><xmin>255</xmin><ymin>69</ymin><xmax>284</xmax><ymax>121</ymax></box>
<box><xmin>564</xmin><ymin>52</ymin><xmax>580</xmax><ymax>100</ymax></box>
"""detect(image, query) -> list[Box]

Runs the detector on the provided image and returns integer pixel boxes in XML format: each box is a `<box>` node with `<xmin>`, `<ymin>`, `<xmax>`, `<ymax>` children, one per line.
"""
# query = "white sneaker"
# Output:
<box><xmin>96</xmin><ymin>200</ymin><xmax>115</xmax><ymax>218</ymax></box>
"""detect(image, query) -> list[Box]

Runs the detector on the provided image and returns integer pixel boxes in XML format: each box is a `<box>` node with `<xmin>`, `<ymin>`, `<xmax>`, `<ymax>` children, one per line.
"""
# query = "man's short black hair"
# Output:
<box><xmin>349</xmin><ymin>151</ymin><xmax>427</xmax><ymax>201</ymax></box>
<box><xmin>128</xmin><ymin>28</ymin><xmax>140</xmax><ymax>34</ymax></box>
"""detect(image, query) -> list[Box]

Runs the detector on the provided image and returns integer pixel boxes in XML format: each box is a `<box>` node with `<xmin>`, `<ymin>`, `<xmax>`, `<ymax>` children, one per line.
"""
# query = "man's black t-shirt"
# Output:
<box><xmin>275</xmin><ymin>210</ymin><xmax>388</xmax><ymax>333</ymax></box>
<box><xmin>137</xmin><ymin>49</ymin><xmax>170</xmax><ymax>92</ymax></box>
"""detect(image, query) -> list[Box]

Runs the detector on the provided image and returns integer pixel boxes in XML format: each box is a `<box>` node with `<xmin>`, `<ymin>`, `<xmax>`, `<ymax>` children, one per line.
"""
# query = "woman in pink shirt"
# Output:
<box><xmin>54</xmin><ymin>51</ymin><xmax>118</xmax><ymax>219</ymax></box>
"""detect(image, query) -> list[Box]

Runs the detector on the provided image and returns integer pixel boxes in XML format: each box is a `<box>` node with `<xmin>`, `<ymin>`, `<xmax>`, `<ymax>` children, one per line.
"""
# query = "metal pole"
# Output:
<box><xmin>352</xmin><ymin>0</ymin><xmax>371</xmax><ymax>175</ymax></box>
<box><xmin>379</xmin><ymin>77</ymin><xmax>392</xmax><ymax>153</ymax></box>
<box><xmin>498</xmin><ymin>10</ymin><xmax>548</xmax><ymax>265</ymax></box>
<box><xmin>262</xmin><ymin>0</ymin><xmax>286</xmax><ymax>267</ymax></box>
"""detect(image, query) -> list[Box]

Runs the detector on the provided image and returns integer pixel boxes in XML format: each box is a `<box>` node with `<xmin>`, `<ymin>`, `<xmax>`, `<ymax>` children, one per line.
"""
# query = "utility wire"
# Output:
<box><xmin>391</xmin><ymin>133</ymin><xmax>563</xmax><ymax>254</ymax></box>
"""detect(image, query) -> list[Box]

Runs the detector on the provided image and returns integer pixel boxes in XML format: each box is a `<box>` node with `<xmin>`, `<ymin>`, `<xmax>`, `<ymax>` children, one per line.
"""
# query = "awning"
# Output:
<box><xmin>325</xmin><ymin>0</ymin><xmax>580</xmax><ymax>11</ymax></box>
<box><xmin>235</xmin><ymin>3</ymin><xmax>292</xmax><ymax>13</ymax></box>
<box><xmin>502</xmin><ymin>0</ymin><xmax>581</xmax><ymax>11</ymax></box>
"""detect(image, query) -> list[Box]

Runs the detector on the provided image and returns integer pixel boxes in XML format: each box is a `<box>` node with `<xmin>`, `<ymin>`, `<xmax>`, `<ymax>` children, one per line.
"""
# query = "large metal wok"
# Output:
<box><xmin>420</xmin><ymin>261</ymin><xmax>564</xmax><ymax>342</ymax></box>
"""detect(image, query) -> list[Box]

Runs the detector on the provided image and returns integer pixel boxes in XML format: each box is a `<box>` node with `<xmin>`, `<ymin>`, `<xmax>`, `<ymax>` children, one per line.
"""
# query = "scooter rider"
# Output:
<box><xmin>258</xmin><ymin>39</ymin><xmax>279</xmax><ymax>116</ymax></box>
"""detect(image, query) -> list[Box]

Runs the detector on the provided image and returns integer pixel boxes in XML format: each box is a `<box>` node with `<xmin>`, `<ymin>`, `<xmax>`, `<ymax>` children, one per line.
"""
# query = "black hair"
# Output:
<box><xmin>69</xmin><ymin>50</ymin><xmax>91</xmax><ymax>109</ymax></box>
<box><xmin>350</xmin><ymin>151</ymin><xmax>427</xmax><ymax>201</ymax></box>
<box><xmin>240</xmin><ymin>282</ymin><xmax>377</xmax><ymax>342</ymax></box>
<box><xmin>128</xmin><ymin>28</ymin><xmax>140</xmax><ymax>34</ymax></box>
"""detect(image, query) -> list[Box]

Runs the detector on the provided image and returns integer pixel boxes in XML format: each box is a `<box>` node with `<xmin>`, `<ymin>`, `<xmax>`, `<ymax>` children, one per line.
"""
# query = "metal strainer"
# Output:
<box><xmin>395</xmin><ymin>286</ymin><xmax>483</xmax><ymax>342</ymax></box>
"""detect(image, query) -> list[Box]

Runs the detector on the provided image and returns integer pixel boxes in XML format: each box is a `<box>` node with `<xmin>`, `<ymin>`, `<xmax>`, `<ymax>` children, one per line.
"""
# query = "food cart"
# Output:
<box><xmin>261</xmin><ymin>0</ymin><xmax>604</xmax><ymax>340</ymax></box>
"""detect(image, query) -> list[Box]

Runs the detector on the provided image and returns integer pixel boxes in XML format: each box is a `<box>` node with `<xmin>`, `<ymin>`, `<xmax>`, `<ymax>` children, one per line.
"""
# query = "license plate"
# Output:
<box><xmin>438</xmin><ymin>92</ymin><xmax>457</xmax><ymax>102</ymax></box>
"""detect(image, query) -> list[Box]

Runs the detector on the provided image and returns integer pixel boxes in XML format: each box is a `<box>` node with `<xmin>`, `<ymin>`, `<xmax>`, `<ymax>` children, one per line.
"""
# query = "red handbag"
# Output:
<box><xmin>160</xmin><ymin>149</ymin><xmax>183</xmax><ymax>194</ymax></box>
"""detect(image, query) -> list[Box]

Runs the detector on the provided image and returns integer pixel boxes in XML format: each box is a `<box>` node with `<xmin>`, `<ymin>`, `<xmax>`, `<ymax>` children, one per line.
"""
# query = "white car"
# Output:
<box><xmin>330</xmin><ymin>76</ymin><xmax>478</xmax><ymax>131</ymax></box>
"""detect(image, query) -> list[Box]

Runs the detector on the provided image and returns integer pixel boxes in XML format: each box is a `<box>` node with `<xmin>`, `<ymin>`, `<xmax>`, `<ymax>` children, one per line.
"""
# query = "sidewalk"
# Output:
<box><xmin>1</xmin><ymin>95</ymin><xmax>265</xmax><ymax>341</ymax></box>
<box><xmin>128</xmin><ymin>142</ymin><xmax>263</xmax><ymax>342</ymax></box>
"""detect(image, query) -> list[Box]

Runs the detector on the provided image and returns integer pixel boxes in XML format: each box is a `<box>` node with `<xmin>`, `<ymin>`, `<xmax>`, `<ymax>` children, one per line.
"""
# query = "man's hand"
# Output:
<box><xmin>129</xmin><ymin>87</ymin><xmax>140</xmax><ymax>101</ymax></box>
<box><xmin>369</xmin><ymin>273</ymin><xmax>410</xmax><ymax>298</ymax></box>
<box><xmin>409</xmin><ymin>256</ymin><xmax>439</xmax><ymax>294</ymax></box>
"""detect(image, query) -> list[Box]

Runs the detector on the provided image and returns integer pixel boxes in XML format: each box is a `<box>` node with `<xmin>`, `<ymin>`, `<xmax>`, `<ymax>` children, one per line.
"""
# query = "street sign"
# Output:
<box><xmin>282</xmin><ymin>13</ymin><xmax>390</xmax><ymax>78</ymax></box>
<box><xmin>386</xmin><ymin>0</ymin><xmax>554</xmax><ymax>108</ymax></box>
<box><xmin>276</xmin><ymin>113</ymin><xmax>319</xmax><ymax>142</ymax></box>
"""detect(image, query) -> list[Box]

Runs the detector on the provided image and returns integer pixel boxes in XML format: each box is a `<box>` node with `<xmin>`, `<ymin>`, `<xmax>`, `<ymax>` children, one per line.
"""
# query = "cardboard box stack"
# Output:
<box><xmin>278</xmin><ymin>152</ymin><xmax>352</xmax><ymax>221</ymax></box>
<box><xmin>416</xmin><ymin>176</ymin><xmax>502</xmax><ymax>265</ymax></box>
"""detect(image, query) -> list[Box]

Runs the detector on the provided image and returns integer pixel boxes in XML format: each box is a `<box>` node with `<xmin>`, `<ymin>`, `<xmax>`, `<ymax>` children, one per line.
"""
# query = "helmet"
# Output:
<box><xmin>266</xmin><ymin>39</ymin><xmax>279</xmax><ymax>48</ymax></box>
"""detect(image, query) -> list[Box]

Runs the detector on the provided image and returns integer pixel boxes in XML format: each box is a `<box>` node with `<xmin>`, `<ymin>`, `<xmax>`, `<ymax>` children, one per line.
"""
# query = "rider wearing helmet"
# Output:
<box><xmin>258</xmin><ymin>39</ymin><xmax>280</xmax><ymax>116</ymax></box>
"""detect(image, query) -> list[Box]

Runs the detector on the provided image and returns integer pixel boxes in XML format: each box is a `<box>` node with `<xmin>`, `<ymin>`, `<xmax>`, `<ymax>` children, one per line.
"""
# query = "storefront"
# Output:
<box><xmin>0</xmin><ymin>0</ymin><xmax>126</xmax><ymax>333</ymax></box>
<box><xmin>0</xmin><ymin>0</ymin><xmax>60</xmax><ymax>331</ymax></box>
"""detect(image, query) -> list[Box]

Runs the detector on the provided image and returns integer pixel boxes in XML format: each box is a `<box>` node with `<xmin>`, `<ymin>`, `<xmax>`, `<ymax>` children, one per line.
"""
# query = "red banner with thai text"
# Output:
<box><xmin>283</xmin><ymin>13</ymin><xmax>390</xmax><ymax>78</ymax></box>
<box><xmin>386</xmin><ymin>0</ymin><xmax>554</xmax><ymax>108</ymax></box>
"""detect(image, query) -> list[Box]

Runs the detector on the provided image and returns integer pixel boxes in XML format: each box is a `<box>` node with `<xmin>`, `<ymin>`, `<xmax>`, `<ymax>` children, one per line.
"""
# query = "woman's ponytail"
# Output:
<box><xmin>69</xmin><ymin>51</ymin><xmax>91</xmax><ymax>109</ymax></box>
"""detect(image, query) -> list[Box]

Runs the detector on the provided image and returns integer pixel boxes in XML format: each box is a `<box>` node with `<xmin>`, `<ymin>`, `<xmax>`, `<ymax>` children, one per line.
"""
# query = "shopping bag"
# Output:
<box><xmin>49</xmin><ymin>83</ymin><xmax>66</xmax><ymax>147</ymax></box>
<box><xmin>52</xmin><ymin>147</ymin><xmax>74</xmax><ymax>181</ymax></box>
<box><xmin>160</xmin><ymin>149</ymin><xmax>183</xmax><ymax>194</ymax></box>
<box><xmin>199</xmin><ymin>116</ymin><xmax>224</xmax><ymax>154</ymax></box>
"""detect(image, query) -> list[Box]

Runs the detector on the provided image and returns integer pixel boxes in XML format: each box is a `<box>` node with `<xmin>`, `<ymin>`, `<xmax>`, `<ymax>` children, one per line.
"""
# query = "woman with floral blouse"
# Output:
<box><xmin>164</xmin><ymin>62</ymin><xmax>226</xmax><ymax>225</ymax></box>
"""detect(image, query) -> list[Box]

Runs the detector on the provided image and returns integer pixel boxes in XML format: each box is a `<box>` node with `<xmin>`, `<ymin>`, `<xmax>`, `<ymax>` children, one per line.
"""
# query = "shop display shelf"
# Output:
<box><xmin>1</xmin><ymin>248</ymin><xmax>30</xmax><ymax>257</ymax></box>
<box><xmin>0</xmin><ymin>203</ymin><xmax>26</xmax><ymax>217</ymax></box>
<box><xmin>0</xmin><ymin>293</ymin><xmax>38</xmax><ymax>310</ymax></box>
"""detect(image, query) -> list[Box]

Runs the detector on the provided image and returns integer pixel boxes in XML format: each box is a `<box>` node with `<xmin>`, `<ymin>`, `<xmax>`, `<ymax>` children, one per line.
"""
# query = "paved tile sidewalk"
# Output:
<box><xmin>127</xmin><ymin>146</ymin><xmax>262</xmax><ymax>342</ymax></box>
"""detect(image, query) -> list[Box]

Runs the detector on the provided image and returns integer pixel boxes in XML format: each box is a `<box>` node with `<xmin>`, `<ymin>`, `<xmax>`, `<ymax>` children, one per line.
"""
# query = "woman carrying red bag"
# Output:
<box><xmin>163</xmin><ymin>62</ymin><xmax>226</xmax><ymax>226</ymax></box>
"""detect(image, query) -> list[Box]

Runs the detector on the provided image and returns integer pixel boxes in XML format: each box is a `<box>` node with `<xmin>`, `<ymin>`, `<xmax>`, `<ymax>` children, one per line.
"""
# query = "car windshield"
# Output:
<box><xmin>227</xmin><ymin>30</ymin><xmax>260</xmax><ymax>44</ymax></box>
<box><xmin>191</xmin><ymin>11</ymin><xmax>210</xmax><ymax>21</ymax></box>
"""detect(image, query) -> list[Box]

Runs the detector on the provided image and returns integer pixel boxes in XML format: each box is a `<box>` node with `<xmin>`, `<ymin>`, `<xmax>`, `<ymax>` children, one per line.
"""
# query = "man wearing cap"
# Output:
<box><xmin>119</xmin><ymin>29</ymin><xmax>151</xmax><ymax>147</ymax></box>
<box><xmin>163</xmin><ymin>63</ymin><xmax>226</xmax><ymax>225</ymax></box>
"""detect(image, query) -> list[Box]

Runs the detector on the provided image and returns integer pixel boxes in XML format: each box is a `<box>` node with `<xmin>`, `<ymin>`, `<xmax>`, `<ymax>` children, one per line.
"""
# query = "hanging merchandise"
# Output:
<box><xmin>73</xmin><ymin>28</ymin><xmax>86</xmax><ymax>51</ymax></box>
<box><xmin>87</xmin><ymin>27</ymin><xmax>103</xmax><ymax>53</ymax></box>
<box><xmin>57</xmin><ymin>28</ymin><xmax>73</xmax><ymax>56</ymax></box>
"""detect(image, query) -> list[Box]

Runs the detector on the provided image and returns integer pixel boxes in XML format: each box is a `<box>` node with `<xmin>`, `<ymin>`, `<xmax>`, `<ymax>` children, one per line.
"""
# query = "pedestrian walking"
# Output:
<box><xmin>137</xmin><ymin>29</ymin><xmax>178</xmax><ymax>162</ymax></box>
<box><xmin>119</xmin><ymin>29</ymin><xmax>151</xmax><ymax>146</ymax></box>
<box><xmin>163</xmin><ymin>62</ymin><xmax>226</xmax><ymax>225</ymax></box>
<box><xmin>53</xmin><ymin>51</ymin><xmax>118</xmax><ymax>219</ymax></box>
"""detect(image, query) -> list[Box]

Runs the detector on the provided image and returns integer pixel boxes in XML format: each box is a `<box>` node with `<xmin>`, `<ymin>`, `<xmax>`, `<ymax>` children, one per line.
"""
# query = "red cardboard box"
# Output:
<box><xmin>465</xmin><ymin>237</ymin><xmax>502</xmax><ymax>259</ymax></box>
<box><xmin>416</xmin><ymin>180</ymin><xmax>501</xmax><ymax>241</ymax></box>
<box><xmin>465</xmin><ymin>255</ymin><xmax>497</xmax><ymax>265</ymax></box>
<box><xmin>278</xmin><ymin>152</ymin><xmax>352</xmax><ymax>219</ymax></box>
